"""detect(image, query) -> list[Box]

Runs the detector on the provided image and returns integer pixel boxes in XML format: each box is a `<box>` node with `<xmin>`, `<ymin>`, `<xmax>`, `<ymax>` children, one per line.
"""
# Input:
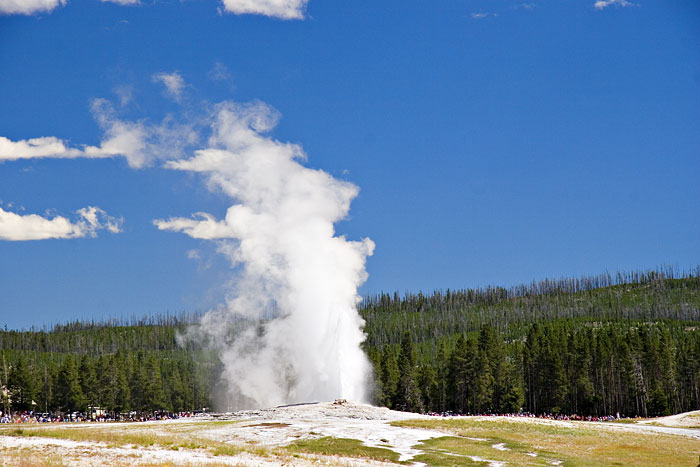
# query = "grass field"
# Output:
<box><xmin>1</xmin><ymin>410</ymin><xmax>700</xmax><ymax>466</ymax></box>
<box><xmin>394</xmin><ymin>418</ymin><xmax>700</xmax><ymax>466</ymax></box>
<box><xmin>287</xmin><ymin>436</ymin><xmax>402</xmax><ymax>463</ymax></box>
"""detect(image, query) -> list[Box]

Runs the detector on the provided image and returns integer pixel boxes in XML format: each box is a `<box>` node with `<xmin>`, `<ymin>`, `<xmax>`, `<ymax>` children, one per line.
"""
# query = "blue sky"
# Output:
<box><xmin>0</xmin><ymin>0</ymin><xmax>698</xmax><ymax>330</ymax></box>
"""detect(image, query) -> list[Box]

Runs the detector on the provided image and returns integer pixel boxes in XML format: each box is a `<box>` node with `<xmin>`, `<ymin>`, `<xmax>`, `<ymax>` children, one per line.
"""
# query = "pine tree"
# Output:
<box><xmin>448</xmin><ymin>335</ymin><xmax>477</xmax><ymax>414</ymax></box>
<box><xmin>55</xmin><ymin>355</ymin><xmax>86</xmax><ymax>413</ymax></box>
<box><xmin>113</xmin><ymin>352</ymin><xmax>131</xmax><ymax>414</ymax></box>
<box><xmin>365</xmin><ymin>347</ymin><xmax>385</xmax><ymax>405</ymax></box>
<box><xmin>417</xmin><ymin>363</ymin><xmax>438</xmax><ymax>411</ymax></box>
<box><xmin>39</xmin><ymin>363</ymin><xmax>54</xmax><ymax>413</ymax></box>
<box><xmin>496</xmin><ymin>347</ymin><xmax>524</xmax><ymax>413</ymax></box>
<box><xmin>143</xmin><ymin>354</ymin><xmax>166</xmax><ymax>412</ymax></box>
<box><xmin>572</xmin><ymin>330</ymin><xmax>595</xmax><ymax>415</ymax></box>
<box><xmin>8</xmin><ymin>355</ymin><xmax>36</xmax><ymax>412</ymax></box>
<box><xmin>79</xmin><ymin>356</ymin><xmax>98</xmax><ymax>411</ymax></box>
<box><xmin>167</xmin><ymin>365</ymin><xmax>185</xmax><ymax>412</ymax></box>
<box><xmin>473</xmin><ymin>325</ymin><xmax>496</xmax><ymax>413</ymax></box>
<box><xmin>380</xmin><ymin>346</ymin><xmax>399</xmax><ymax>408</ymax></box>
<box><xmin>394</xmin><ymin>332</ymin><xmax>423</xmax><ymax>412</ymax></box>
<box><xmin>433</xmin><ymin>340</ymin><xmax>449</xmax><ymax>413</ymax></box>
<box><xmin>523</xmin><ymin>324</ymin><xmax>542</xmax><ymax>413</ymax></box>
<box><xmin>130</xmin><ymin>352</ymin><xmax>147</xmax><ymax>411</ymax></box>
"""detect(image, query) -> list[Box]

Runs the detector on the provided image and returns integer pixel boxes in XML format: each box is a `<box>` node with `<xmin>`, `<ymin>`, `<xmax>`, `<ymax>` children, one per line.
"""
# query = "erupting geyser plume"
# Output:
<box><xmin>156</xmin><ymin>101</ymin><xmax>375</xmax><ymax>409</ymax></box>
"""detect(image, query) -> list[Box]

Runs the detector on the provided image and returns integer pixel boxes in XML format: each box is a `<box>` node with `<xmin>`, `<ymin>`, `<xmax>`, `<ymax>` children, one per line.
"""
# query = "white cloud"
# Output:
<box><xmin>594</xmin><ymin>0</ymin><xmax>634</xmax><ymax>10</ymax></box>
<box><xmin>0</xmin><ymin>205</ymin><xmax>122</xmax><ymax>241</ymax></box>
<box><xmin>1</xmin><ymin>98</ymin><xmax>199</xmax><ymax>169</ymax></box>
<box><xmin>471</xmin><ymin>12</ymin><xmax>489</xmax><ymax>19</ymax></box>
<box><xmin>155</xmin><ymin>212</ymin><xmax>233</xmax><ymax>239</ymax></box>
<box><xmin>0</xmin><ymin>0</ymin><xmax>310</xmax><ymax>17</ymax></box>
<box><xmin>101</xmin><ymin>0</ymin><xmax>140</xmax><ymax>5</ymax></box>
<box><xmin>0</xmin><ymin>0</ymin><xmax>66</xmax><ymax>15</ymax></box>
<box><xmin>0</xmin><ymin>131</ymin><xmax>133</xmax><ymax>166</ymax></box>
<box><xmin>76</xmin><ymin>206</ymin><xmax>123</xmax><ymax>235</ymax></box>
<box><xmin>0</xmin><ymin>136</ymin><xmax>92</xmax><ymax>161</ymax></box>
<box><xmin>89</xmin><ymin>98</ymin><xmax>151</xmax><ymax>166</ymax></box>
<box><xmin>220</xmin><ymin>0</ymin><xmax>308</xmax><ymax>19</ymax></box>
<box><xmin>152</xmin><ymin>72</ymin><xmax>186</xmax><ymax>102</ymax></box>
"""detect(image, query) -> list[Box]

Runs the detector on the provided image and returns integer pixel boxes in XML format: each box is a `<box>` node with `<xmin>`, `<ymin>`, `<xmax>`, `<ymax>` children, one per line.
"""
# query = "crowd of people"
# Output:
<box><xmin>0</xmin><ymin>410</ymin><xmax>205</xmax><ymax>424</ymax></box>
<box><xmin>426</xmin><ymin>410</ymin><xmax>628</xmax><ymax>422</ymax></box>
<box><xmin>1</xmin><ymin>408</ymin><xmax>636</xmax><ymax>424</ymax></box>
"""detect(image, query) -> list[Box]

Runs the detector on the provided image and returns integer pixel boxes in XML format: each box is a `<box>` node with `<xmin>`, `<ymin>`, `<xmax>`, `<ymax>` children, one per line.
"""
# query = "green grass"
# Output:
<box><xmin>287</xmin><ymin>436</ymin><xmax>402</xmax><ymax>463</ymax></box>
<box><xmin>411</xmin><ymin>435</ymin><xmax>568</xmax><ymax>466</ymax></box>
<box><xmin>394</xmin><ymin>418</ymin><xmax>700</xmax><ymax>466</ymax></box>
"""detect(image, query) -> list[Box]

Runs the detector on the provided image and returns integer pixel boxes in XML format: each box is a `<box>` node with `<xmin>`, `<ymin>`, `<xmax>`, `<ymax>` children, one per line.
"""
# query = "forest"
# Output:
<box><xmin>1</xmin><ymin>267</ymin><xmax>698</xmax><ymax>418</ymax></box>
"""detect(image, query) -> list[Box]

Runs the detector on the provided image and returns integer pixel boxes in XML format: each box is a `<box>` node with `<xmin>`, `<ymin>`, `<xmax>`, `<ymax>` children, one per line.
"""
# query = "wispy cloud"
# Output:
<box><xmin>90</xmin><ymin>98</ymin><xmax>200</xmax><ymax>167</ymax></box>
<box><xmin>208</xmin><ymin>62</ymin><xmax>231</xmax><ymax>82</ymax></box>
<box><xmin>114</xmin><ymin>85</ymin><xmax>134</xmax><ymax>107</ymax></box>
<box><xmin>471</xmin><ymin>11</ymin><xmax>500</xmax><ymax>19</ymax></box>
<box><xmin>155</xmin><ymin>212</ymin><xmax>233</xmax><ymax>240</ymax></box>
<box><xmin>220</xmin><ymin>0</ymin><xmax>308</xmax><ymax>19</ymax></box>
<box><xmin>0</xmin><ymin>205</ymin><xmax>122</xmax><ymax>241</ymax></box>
<box><xmin>101</xmin><ymin>0</ymin><xmax>140</xmax><ymax>5</ymax></box>
<box><xmin>0</xmin><ymin>0</ymin><xmax>66</xmax><ymax>15</ymax></box>
<box><xmin>152</xmin><ymin>71</ymin><xmax>186</xmax><ymax>102</ymax></box>
<box><xmin>594</xmin><ymin>0</ymin><xmax>634</xmax><ymax>10</ymax></box>
<box><xmin>186</xmin><ymin>248</ymin><xmax>214</xmax><ymax>271</ymax></box>
<box><xmin>1</xmin><ymin>98</ymin><xmax>199</xmax><ymax>169</ymax></box>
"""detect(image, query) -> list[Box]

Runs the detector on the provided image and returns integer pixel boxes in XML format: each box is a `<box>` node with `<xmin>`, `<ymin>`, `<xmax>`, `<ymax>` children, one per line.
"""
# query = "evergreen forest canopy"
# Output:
<box><xmin>1</xmin><ymin>266</ymin><xmax>699</xmax><ymax>418</ymax></box>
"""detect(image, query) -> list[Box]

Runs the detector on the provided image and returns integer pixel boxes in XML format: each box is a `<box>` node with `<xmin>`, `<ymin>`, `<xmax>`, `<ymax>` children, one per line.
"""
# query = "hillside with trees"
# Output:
<box><xmin>1</xmin><ymin>267</ymin><xmax>698</xmax><ymax>418</ymax></box>
<box><xmin>0</xmin><ymin>321</ymin><xmax>215</xmax><ymax>417</ymax></box>
<box><xmin>362</xmin><ymin>267</ymin><xmax>700</xmax><ymax>417</ymax></box>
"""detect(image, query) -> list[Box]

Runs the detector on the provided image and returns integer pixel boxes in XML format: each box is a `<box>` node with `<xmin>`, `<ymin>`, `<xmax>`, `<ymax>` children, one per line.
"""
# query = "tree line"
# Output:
<box><xmin>367</xmin><ymin>319</ymin><xmax>700</xmax><ymax>417</ymax></box>
<box><xmin>0</xmin><ymin>325</ymin><xmax>215</xmax><ymax>416</ymax></box>
<box><xmin>1</xmin><ymin>268</ymin><xmax>698</xmax><ymax>417</ymax></box>
<box><xmin>360</xmin><ymin>268</ymin><xmax>700</xmax><ymax>348</ymax></box>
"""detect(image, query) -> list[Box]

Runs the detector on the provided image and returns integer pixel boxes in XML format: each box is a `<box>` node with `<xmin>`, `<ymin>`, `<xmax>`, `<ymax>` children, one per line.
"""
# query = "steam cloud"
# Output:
<box><xmin>1</xmin><ymin>74</ymin><xmax>373</xmax><ymax>406</ymax></box>
<box><xmin>157</xmin><ymin>101</ymin><xmax>375</xmax><ymax>408</ymax></box>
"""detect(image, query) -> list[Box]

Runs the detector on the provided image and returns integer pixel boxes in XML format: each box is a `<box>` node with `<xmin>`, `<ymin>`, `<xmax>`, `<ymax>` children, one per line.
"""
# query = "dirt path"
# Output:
<box><xmin>636</xmin><ymin>410</ymin><xmax>700</xmax><ymax>429</ymax></box>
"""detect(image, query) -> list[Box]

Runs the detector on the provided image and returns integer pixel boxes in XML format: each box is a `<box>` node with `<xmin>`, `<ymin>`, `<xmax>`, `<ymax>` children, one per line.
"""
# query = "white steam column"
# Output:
<box><xmin>156</xmin><ymin>101</ymin><xmax>374</xmax><ymax>409</ymax></box>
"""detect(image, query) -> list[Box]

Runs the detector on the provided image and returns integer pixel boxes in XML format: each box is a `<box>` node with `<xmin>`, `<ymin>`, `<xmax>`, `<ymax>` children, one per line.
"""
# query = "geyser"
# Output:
<box><xmin>157</xmin><ymin>101</ymin><xmax>375</xmax><ymax>409</ymax></box>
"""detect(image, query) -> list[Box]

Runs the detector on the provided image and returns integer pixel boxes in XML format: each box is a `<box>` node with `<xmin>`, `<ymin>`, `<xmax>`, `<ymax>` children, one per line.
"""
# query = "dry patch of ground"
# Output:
<box><xmin>637</xmin><ymin>410</ymin><xmax>700</xmax><ymax>429</ymax></box>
